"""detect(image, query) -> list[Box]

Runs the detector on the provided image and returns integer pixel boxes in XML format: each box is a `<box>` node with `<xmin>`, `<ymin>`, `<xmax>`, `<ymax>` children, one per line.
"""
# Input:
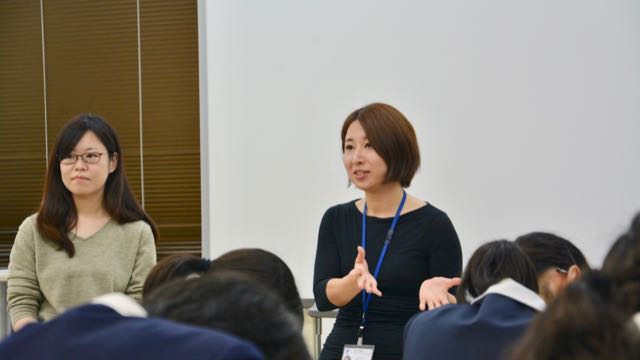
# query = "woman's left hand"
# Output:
<box><xmin>418</xmin><ymin>276</ymin><xmax>461</xmax><ymax>311</ymax></box>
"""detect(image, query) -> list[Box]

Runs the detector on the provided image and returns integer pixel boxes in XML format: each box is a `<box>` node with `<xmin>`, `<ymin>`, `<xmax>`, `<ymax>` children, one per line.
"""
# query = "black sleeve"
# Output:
<box><xmin>427</xmin><ymin>212</ymin><xmax>463</xmax><ymax>282</ymax></box>
<box><xmin>313</xmin><ymin>207</ymin><xmax>341</xmax><ymax>311</ymax></box>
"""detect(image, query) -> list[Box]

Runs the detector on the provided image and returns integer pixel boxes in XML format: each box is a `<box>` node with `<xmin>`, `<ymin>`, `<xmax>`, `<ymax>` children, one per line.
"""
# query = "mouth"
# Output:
<box><xmin>72</xmin><ymin>176</ymin><xmax>89</xmax><ymax>181</ymax></box>
<box><xmin>353</xmin><ymin>170</ymin><xmax>369</xmax><ymax>179</ymax></box>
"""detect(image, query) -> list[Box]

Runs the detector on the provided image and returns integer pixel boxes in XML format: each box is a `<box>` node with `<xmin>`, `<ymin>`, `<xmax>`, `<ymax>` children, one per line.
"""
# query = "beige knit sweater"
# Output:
<box><xmin>7</xmin><ymin>214</ymin><xmax>156</xmax><ymax>326</ymax></box>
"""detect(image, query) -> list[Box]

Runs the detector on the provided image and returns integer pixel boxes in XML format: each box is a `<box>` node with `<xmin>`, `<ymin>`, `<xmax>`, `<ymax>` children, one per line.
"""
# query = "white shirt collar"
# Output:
<box><xmin>91</xmin><ymin>292</ymin><xmax>148</xmax><ymax>317</ymax></box>
<box><xmin>470</xmin><ymin>278</ymin><xmax>546</xmax><ymax>311</ymax></box>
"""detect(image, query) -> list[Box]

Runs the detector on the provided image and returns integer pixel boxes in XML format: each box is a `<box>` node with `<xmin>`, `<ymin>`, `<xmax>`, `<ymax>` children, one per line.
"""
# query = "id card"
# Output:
<box><xmin>341</xmin><ymin>344</ymin><xmax>375</xmax><ymax>360</ymax></box>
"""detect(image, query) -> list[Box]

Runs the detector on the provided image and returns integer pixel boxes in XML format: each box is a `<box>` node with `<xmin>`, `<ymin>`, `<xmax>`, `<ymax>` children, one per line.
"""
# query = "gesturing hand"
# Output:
<box><xmin>349</xmin><ymin>246</ymin><xmax>382</xmax><ymax>297</ymax></box>
<box><xmin>418</xmin><ymin>276</ymin><xmax>461</xmax><ymax>311</ymax></box>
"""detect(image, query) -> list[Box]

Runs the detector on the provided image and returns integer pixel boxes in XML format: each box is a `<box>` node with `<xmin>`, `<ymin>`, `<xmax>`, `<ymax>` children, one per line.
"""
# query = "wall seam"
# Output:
<box><xmin>136</xmin><ymin>0</ymin><xmax>145</xmax><ymax>207</ymax></box>
<box><xmin>40</xmin><ymin>0</ymin><xmax>48</xmax><ymax>165</ymax></box>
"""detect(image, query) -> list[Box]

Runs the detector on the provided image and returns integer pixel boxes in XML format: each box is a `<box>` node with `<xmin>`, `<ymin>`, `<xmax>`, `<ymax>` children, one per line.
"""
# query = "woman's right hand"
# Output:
<box><xmin>325</xmin><ymin>246</ymin><xmax>382</xmax><ymax>307</ymax></box>
<box><xmin>350</xmin><ymin>246</ymin><xmax>382</xmax><ymax>297</ymax></box>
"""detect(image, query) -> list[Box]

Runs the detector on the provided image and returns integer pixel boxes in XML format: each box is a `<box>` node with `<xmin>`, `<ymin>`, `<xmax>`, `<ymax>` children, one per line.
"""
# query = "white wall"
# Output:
<box><xmin>201</xmin><ymin>0</ymin><xmax>640</xmax><ymax>297</ymax></box>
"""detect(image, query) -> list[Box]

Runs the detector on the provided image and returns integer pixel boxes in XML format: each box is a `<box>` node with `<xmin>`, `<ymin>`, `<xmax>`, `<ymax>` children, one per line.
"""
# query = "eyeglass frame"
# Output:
<box><xmin>58</xmin><ymin>152</ymin><xmax>111</xmax><ymax>165</ymax></box>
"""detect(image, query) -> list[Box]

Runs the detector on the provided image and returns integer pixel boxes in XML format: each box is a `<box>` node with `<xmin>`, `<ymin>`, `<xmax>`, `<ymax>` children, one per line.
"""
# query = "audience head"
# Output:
<box><xmin>143</xmin><ymin>271</ymin><xmax>310</xmax><ymax>360</ymax></box>
<box><xmin>457</xmin><ymin>240</ymin><xmax>538</xmax><ymax>303</ymax></box>
<box><xmin>210</xmin><ymin>248</ymin><xmax>304</xmax><ymax>328</ymax></box>
<box><xmin>341</xmin><ymin>103</ymin><xmax>420</xmax><ymax>187</ymax></box>
<box><xmin>602</xmin><ymin>212</ymin><xmax>640</xmax><ymax>317</ymax></box>
<box><xmin>509</xmin><ymin>271</ymin><xmax>640</xmax><ymax>360</ymax></box>
<box><xmin>515</xmin><ymin>232</ymin><xmax>589</xmax><ymax>302</ymax></box>
<box><xmin>143</xmin><ymin>254</ymin><xmax>210</xmax><ymax>297</ymax></box>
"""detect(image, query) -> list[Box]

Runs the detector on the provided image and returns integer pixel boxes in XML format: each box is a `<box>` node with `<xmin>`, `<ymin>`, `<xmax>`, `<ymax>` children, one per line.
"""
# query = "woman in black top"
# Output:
<box><xmin>313</xmin><ymin>103</ymin><xmax>463</xmax><ymax>360</ymax></box>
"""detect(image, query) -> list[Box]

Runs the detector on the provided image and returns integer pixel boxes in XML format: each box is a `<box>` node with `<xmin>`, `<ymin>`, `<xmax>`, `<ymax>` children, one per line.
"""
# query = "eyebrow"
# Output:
<box><xmin>72</xmin><ymin>147</ymin><xmax>100</xmax><ymax>153</ymax></box>
<box><xmin>344</xmin><ymin>136</ymin><xmax>368</xmax><ymax>142</ymax></box>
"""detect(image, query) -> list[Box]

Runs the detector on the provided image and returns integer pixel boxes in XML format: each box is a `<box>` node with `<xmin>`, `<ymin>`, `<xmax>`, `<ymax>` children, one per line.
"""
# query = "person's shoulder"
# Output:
<box><xmin>412</xmin><ymin>203</ymin><xmax>455</xmax><ymax>228</ymax></box>
<box><xmin>117</xmin><ymin>220</ymin><xmax>153</xmax><ymax>233</ymax></box>
<box><xmin>13</xmin><ymin>214</ymin><xmax>39</xmax><ymax>239</ymax></box>
<box><xmin>20</xmin><ymin>213</ymin><xmax>39</xmax><ymax>227</ymax></box>
<box><xmin>419</xmin><ymin>203</ymin><xmax>448</xmax><ymax>218</ymax></box>
<box><xmin>137</xmin><ymin>317</ymin><xmax>265</xmax><ymax>359</ymax></box>
<box><xmin>324</xmin><ymin>199</ymin><xmax>358</xmax><ymax>214</ymax></box>
<box><xmin>406</xmin><ymin>304</ymin><xmax>474</xmax><ymax>340</ymax></box>
<box><xmin>405</xmin><ymin>304</ymin><xmax>461</xmax><ymax>340</ymax></box>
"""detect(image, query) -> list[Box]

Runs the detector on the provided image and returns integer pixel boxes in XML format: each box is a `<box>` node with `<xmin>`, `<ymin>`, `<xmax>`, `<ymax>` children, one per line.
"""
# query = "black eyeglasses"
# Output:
<box><xmin>59</xmin><ymin>152</ymin><xmax>105</xmax><ymax>165</ymax></box>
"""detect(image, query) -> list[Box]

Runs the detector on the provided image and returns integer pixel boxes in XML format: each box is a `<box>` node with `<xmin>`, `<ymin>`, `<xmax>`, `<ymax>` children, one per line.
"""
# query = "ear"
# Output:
<box><xmin>567</xmin><ymin>264</ymin><xmax>582</xmax><ymax>283</ymax></box>
<box><xmin>109</xmin><ymin>152</ymin><xmax>118</xmax><ymax>174</ymax></box>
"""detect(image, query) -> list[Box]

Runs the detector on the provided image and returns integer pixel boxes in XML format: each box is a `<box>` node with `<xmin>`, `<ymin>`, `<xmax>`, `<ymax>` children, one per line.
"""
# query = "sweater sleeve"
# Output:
<box><xmin>313</xmin><ymin>207</ymin><xmax>342</xmax><ymax>311</ymax></box>
<box><xmin>124</xmin><ymin>223</ymin><xmax>156</xmax><ymax>301</ymax></box>
<box><xmin>427</xmin><ymin>212</ymin><xmax>463</xmax><ymax>281</ymax></box>
<box><xmin>7</xmin><ymin>216</ymin><xmax>43</xmax><ymax>326</ymax></box>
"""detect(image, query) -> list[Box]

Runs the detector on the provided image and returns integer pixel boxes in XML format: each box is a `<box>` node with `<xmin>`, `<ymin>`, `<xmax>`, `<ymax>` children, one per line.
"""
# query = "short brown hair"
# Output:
<box><xmin>341</xmin><ymin>103</ymin><xmax>420</xmax><ymax>187</ymax></box>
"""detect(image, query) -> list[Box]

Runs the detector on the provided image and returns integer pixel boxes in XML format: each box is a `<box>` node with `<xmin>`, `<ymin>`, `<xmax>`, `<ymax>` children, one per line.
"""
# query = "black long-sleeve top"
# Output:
<box><xmin>313</xmin><ymin>200</ymin><xmax>462</xmax><ymax>359</ymax></box>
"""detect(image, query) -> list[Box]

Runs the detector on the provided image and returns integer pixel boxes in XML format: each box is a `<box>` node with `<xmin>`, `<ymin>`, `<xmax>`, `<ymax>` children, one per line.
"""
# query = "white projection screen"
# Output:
<box><xmin>199</xmin><ymin>0</ymin><xmax>640</xmax><ymax>296</ymax></box>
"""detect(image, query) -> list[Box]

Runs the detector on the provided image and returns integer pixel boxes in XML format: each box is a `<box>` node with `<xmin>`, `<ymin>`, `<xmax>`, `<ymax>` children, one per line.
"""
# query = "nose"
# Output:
<box><xmin>74</xmin><ymin>158</ymin><xmax>88</xmax><ymax>171</ymax></box>
<box><xmin>352</xmin><ymin>147</ymin><xmax>365</xmax><ymax>163</ymax></box>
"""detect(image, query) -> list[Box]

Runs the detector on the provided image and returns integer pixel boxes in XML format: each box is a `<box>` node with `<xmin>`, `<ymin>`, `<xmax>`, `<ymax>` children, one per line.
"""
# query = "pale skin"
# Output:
<box><xmin>12</xmin><ymin>131</ymin><xmax>117</xmax><ymax>331</ymax></box>
<box><xmin>326</xmin><ymin>120</ymin><xmax>456</xmax><ymax>310</ymax></box>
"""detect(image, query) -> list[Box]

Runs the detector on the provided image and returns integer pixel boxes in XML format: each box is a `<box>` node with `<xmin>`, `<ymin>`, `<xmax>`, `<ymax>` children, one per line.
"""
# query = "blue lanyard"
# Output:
<box><xmin>360</xmin><ymin>190</ymin><xmax>407</xmax><ymax>329</ymax></box>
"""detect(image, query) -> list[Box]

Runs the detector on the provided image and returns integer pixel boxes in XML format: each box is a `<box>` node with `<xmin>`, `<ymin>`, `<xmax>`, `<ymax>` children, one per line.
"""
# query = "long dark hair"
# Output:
<box><xmin>36</xmin><ymin>114</ymin><xmax>158</xmax><ymax>257</ymax></box>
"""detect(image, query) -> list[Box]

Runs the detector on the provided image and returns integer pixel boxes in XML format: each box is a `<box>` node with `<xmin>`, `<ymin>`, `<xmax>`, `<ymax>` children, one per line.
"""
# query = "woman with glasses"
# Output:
<box><xmin>7</xmin><ymin>114</ymin><xmax>157</xmax><ymax>331</ymax></box>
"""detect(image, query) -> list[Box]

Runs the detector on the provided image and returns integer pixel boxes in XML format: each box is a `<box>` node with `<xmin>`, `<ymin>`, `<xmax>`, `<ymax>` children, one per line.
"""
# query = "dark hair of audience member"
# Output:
<box><xmin>210</xmin><ymin>248</ymin><xmax>304</xmax><ymax>328</ymax></box>
<box><xmin>515</xmin><ymin>232</ymin><xmax>590</xmax><ymax>274</ymax></box>
<box><xmin>508</xmin><ymin>271</ymin><xmax>640</xmax><ymax>360</ymax></box>
<box><xmin>143</xmin><ymin>254</ymin><xmax>211</xmax><ymax>297</ymax></box>
<box><xmin>456</xmin><ymin>240</ymin><xmax>539</xmax><ymax>303</ymax></box>
<box><xmin>143</xmin><ymin>271</ymin><xmax>311</xmax><ymax>360</ymax></box>
<box><xmin>602</xmin><ymin>212</ymin><xmax>640</xmax><ymax>317</ymax></box>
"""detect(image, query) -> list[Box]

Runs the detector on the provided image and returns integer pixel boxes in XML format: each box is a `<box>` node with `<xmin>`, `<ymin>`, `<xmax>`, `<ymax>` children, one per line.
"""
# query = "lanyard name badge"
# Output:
<box><xmin>342</xmin><ymin>190</ymin><xmax>407</xmax><ymax>360</ymax></box>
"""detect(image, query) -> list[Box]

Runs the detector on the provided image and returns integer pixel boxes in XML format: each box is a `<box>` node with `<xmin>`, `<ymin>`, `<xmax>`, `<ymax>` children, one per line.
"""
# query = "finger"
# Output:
<box><xmin>419</xmin><ymin>299</ymin><xmax>426</xmax><ymax>311</ymax></box>
<box><xmin>371</xmin><ymin>280</ymin><xmax>381</xmax><ymax>296</ymax></box>
<box><xmin>366</xmin><ymin>278</ymin><xmax>376</xmax><ymax>293</ymax></box>
<box><xmin>368</xmin><ymin>279</ymin><xmax>382</xmax><ymax>296</ymax></box>
<box><xmin>448</xmin><ymin>277</ymin><xmax>462</xmax><ymax>286</ymax></box>
<box><xmin>427</xmin><ymin>300</ymin><xmax>435</xmax><ymax>310</ymax></box>
<box><xmin>356</xmin><ymin>246</ymin><xmax>366</xmax><ymax>262</ymax></box>
<box><xmin>447</xmin><ymin>293</ymin><xmax>457</xmax><ymax>304</ymax></box>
